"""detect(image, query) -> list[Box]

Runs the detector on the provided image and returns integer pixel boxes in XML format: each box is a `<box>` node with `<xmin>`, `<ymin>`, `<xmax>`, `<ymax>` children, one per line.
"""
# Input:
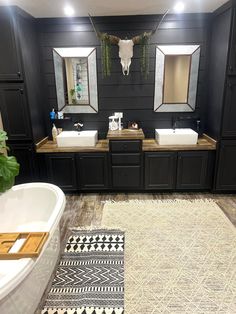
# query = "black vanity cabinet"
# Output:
<box><xmin>44</xmin><ymin>152</ymin><xmax>109</xmax><ymax>191</ymax></box>
<box><xmin>0</xmin><ymin>84</ymin><xmax>32</xmax><ymax>141</ymax></box>
<box><xmin>145</xmin><ymin>151</ymin><xmax>214</xmax><ymax>190</ymax></box>
<box><xmin>45</xmin><ymin>153</ymin><xmax>77</xmax><ymax>191</ymax></box>
<box><xmin>77</xmin><ymin>153</ymin><xmax>109</xmax><ymax>190</ymax></box>
<box><xmin>110</xmin><ymin>140</ymin><xmax>143</xmax><ymax>189</ymax></box>
<box><xmin>0</xmin><ymin>7</ymin><xmax>23</xmax><ymax>81</ymax></box>
<box><xmin>41</xmin><ymin>146</ymin><xmax>215</xmax><ymax>192</ymax></box>
<box><xmin>145</xmin><ymin>152</ymin><xmax>176</xmax><ymax>190</ymax></box>
<box><xmin>216</xmin><ymin>140</ymin><xmax>236</xmax><ymax>190</ymax></box>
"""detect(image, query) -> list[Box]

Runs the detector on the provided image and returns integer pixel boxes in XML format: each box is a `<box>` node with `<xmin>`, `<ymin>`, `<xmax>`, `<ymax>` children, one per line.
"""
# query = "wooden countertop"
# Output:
<box><xmin>36</xmin><ymin>138</ymin><xmax>109</xmax><ymax>153</ymax></box>
<box><xmin>142</xmin><ymin>134</ymin><xmax>216</xmax><ymax>151</ymax></box>
<box><xmin>36</xmin><ymin>133</ymin><xmax>216</xmax><ymax>153</ymax></box>
<box><xmin>107</xmin><ymin>128</ymin><xmax>145</xmax><ymax>140</ymax></box>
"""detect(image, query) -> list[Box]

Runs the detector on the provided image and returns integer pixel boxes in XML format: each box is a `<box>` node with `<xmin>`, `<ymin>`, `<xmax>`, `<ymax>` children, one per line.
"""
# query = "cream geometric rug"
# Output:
<box><xmin>101</xmin><ymin>200</ymin><xmax>236</xmax><ymax>314</ymax></box>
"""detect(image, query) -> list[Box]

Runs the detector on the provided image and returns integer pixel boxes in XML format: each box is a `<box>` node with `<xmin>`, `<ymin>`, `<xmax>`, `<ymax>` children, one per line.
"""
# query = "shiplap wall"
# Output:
<box><xmin>37</xmin><ymin>13</ymin><xmax>210</xmax><ymax>138</ymax></box>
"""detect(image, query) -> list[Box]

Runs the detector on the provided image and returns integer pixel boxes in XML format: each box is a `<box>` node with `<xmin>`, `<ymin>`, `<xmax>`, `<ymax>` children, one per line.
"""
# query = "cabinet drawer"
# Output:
<box><xmin>110</xmin><ymin>140</ymin><xmax>141</xmax><ymax>152</ymax></box>
<box><xmin>112</xmin><ymin>166</ymin><xmax>141</xmax><ymax>188</ymax></box>
<box><xmin>111</xmin><ymin>153</ymin><xmax>141</xmax><ymax>165</ymax></box>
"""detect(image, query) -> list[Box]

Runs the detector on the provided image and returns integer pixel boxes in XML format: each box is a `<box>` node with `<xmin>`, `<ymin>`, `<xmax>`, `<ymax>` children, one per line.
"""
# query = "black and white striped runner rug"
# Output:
<box><xmin>42</xmin><ymin>229</ymin><xmax>124</xmax><ymax>314</ymax></box>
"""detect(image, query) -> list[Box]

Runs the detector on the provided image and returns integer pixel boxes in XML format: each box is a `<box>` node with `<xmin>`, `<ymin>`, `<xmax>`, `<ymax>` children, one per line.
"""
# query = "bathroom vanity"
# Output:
<box><xmin>36</xmin><ymin>129</ymin><xmax>216</xmax><ymax>192</ymax></box>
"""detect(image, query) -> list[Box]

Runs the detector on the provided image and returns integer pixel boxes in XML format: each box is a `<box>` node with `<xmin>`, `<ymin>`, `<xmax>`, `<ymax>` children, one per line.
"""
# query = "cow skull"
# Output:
<box><xmin>89</xmin><ymin>13</ymin><xmax>168</xmax><ymax>76</ymax></box>
<box><xmin>118</xmin><ymin>40</ymin><xmax>134</xmax><ymax>75</ymax></box>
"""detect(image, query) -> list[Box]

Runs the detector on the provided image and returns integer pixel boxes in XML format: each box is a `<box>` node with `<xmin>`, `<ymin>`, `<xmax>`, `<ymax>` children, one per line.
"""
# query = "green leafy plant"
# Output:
<box><xmin>69</xmin><ymin>88</ymin><xmax>77</xmax><ymax>105</ymax></box>
<box><xmin>101</xmin><ymin>33</ymin><xmax>112</xmax><ymax>77</ymax></box>
<box><xmin>139</xmin><ymin>32</ymin><xmax>151</xmax><ymax>79</ymax></box>
<box><xmin>0</xmin><ymin>129</ymin><xmax>20</xmax><ymax>193</ymax></box>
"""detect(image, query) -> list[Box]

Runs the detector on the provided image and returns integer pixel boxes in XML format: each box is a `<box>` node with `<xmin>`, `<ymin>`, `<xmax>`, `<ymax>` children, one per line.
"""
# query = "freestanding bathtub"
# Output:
<box><xmin>0</xmin><ymin>182</ymin><xmax>66</xmax><ymax>314</ymax></box>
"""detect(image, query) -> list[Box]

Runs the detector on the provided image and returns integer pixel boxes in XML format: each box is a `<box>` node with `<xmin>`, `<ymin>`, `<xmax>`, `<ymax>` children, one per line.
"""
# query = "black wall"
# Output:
<box><xmin>37</xmin><ymin>13</ymin><xmax>210</xmax><ymax>139</ymax></box>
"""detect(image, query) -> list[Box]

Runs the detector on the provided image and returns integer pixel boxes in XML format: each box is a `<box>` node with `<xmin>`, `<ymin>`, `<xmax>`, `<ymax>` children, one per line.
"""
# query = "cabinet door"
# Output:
<box><xmin>112</xmin><ymin>166</ymin><xmax>142</xmax><ymax>189</ymax></box>
<box><xmin>176</xmin><ymin>151</ymin><xmax>210</xmax><ymax>190</ymax></box>
<box><xmin>0</xmin><ymin>8</ymin><xmax>23</xmax><ymax>81</ymax></box>
<box><xmin>222</xmin><ymin>78</ymin><xmax>236</xmax><ymax>137</ymax></box>
<box><xmin>8</xmin><ymin>144</ymin><xmax>35</xmax><ymax>184</ymax></box>
<box><xmin>45</xmin><ymin>153</ymin><xmax>77</xmax><ymax>191</ymax></box>
<box><xmin>77</xmin><ymin>153</ymin><xmax>109</xmax><ymax>190</ymax></box>
<box><xmin>144</xmin><ymin>152</ymin><xmax>176</xmax><ymax>190</ymax></box>
<box><xmin>0</xmin><ymin>84</ymin><xmax>32</xmax><ymax>141</ymax></box>
<box><xmin>216</xmin><ymin>140</ymin><xmax>236</xmax><ymax>190</ymax></box>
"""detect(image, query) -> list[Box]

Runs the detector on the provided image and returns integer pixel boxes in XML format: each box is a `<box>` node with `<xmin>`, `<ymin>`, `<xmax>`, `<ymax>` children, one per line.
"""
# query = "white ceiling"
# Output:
<box><xmin>0</xmin><ymin>0</ymin><xmax>229</xmax><ymax>17</ymax></box>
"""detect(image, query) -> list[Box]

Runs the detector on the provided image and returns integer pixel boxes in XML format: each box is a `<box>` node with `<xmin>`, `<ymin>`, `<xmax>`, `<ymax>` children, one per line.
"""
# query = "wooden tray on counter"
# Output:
<box><xmin>0</xmin><ymin>232</ymin><xmax>49</xmax><ymax>259</ymax></box>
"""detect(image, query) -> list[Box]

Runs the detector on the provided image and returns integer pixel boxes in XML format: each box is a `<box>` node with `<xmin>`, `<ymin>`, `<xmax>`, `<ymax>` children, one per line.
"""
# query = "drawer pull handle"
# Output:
<box><xmin>17</xmin><ymin>71</ymin><xmax>21</xmax><ymax>77</ymax></box>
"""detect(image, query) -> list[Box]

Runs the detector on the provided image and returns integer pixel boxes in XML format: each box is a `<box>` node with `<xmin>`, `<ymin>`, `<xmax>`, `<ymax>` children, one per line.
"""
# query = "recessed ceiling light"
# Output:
<box><xmin>174</xmin><ymin>2</ymin><xmax>185</xmax><ymax>13</ymax></box>
<box><xmin>64</xmin><ymin>5</ymin><xmax>75</xmax><ymax>17</ymax></box>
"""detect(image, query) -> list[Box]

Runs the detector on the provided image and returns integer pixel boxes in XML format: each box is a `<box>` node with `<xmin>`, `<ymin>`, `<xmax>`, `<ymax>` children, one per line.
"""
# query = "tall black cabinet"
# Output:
<box><xmin>207</xmin><ymin>1</ymin><xmax>236</xmax><ymax>191</ymax></box>
<box><xmin>0</xmin><ymin>6</ymin><xmax>46</xmax><ymax>184</ymax></box>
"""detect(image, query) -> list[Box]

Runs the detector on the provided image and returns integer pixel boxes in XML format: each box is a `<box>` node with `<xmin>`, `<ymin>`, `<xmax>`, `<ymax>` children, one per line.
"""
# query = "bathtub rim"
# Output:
<box><xmin>0</xmin><ymin>182</ymin><xmax>66</xmax><ymax>301</ymax></box>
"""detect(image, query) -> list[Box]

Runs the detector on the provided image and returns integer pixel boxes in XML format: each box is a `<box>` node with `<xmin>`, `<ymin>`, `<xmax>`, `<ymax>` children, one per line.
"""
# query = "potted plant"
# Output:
<box><xmin>0</xmin><ymin>129</ymin><xmax>20</xmax><ymax>193</ymax></box>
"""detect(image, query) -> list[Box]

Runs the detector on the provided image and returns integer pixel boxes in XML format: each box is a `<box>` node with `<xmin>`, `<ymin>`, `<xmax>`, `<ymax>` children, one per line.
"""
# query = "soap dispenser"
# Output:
<box><xmin>52</xmin><ymin>124</ymin><xmax>57</xmax><ymax>143</ymax></box>
<box><xmin>50</xmin><ymin>108</ymin><xmax>56</xmax><ymax>121</ymax></box>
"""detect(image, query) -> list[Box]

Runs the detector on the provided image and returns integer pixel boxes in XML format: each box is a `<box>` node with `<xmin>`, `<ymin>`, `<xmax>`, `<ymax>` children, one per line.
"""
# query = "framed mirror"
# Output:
<box><xmin>53</xmin><ymin>47</ymin><xmax>98</xmax><ymax>114</ymax></box>
<box><xmin>154</xmin><ymin>45</ymin><xmax>200</xmax><ymax>112</ymax></box>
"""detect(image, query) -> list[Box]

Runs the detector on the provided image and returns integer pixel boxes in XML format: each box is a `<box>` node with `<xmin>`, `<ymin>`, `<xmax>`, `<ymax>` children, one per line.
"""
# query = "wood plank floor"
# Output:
<box><xmin>36</xmin><ymin>192</ymin><xmax>236</xmax><ymax>313</ymax></box>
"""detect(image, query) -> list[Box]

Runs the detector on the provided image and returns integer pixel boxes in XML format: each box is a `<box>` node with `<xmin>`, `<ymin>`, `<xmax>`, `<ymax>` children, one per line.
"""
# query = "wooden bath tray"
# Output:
<box><xmin>0</xmin><ymin>232</ymin><xmax>49</xmax><ymax>259</ymax></box>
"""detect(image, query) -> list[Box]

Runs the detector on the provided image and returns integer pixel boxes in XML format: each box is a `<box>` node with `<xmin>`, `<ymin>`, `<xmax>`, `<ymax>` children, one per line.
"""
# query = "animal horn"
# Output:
<box><xmin>132</xmin><ymin>9</ymin><xmax>170</xmax><ymax>44</ymax></box>
<box><xmin>88</xmin><ymin>13</ymin><xmax>120</xmax><ymax>44</ymax></box>
<box><xmin>88</xmin><ymin>13</ymin><xmax>102</xmax><ymax>39</ymax></box>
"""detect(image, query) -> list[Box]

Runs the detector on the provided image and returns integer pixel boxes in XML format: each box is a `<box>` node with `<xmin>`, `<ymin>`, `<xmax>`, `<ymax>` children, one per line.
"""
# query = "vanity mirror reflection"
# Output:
<box><xmin>53</xmin><ymin>47</ymin><xmax>98</xmax><ymax>114</ymax></box>
<box><xmin>154</xmin><ymin>45</ymin><xmax>200</xmax><ymax>112</ymax></box>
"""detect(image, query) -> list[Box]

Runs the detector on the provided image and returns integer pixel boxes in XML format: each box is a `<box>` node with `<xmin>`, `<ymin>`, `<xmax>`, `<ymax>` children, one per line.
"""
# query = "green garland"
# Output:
<box><xmin>101</xmin><ymin>33</ymin><xmax>112</xmax><ymax>77</ymax></box>
<box><xmin>139</xmin><ymin>32</ymin><xmax>151</xmax><ymax>79</ymax></box>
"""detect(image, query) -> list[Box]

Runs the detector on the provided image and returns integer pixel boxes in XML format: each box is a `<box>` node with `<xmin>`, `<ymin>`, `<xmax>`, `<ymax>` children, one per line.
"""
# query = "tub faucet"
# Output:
<box><xmin>74</xmin><ymin>122</ymin><xmax>84</xmax><ymax>132</ymax></box>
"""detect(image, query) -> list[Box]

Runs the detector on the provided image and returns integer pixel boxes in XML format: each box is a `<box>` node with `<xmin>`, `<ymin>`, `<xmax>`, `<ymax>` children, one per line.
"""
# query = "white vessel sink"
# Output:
<box><xmin>56</xmin><ymin>130</ymin><xmax>98</xmax><ymax>147</ymax></box>
<box><xmin>155</xmin><ymin>128</ymin><xmax>198</xmax><ymax>145</ymax></box>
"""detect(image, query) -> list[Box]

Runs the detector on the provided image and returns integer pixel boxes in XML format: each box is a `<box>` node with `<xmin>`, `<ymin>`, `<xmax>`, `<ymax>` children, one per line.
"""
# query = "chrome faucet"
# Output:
<box><xmin>74</xmin><ymin>122</ymin><xmax>84</xmax><ymax>132</ymax></box>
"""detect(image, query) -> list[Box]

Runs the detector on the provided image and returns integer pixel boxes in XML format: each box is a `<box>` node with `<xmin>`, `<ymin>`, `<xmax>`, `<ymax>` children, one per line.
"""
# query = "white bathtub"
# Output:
<box><xmin>0</xmin><ymin>182</ymin><xmax>66</xmax><ymax>314</ymax></box>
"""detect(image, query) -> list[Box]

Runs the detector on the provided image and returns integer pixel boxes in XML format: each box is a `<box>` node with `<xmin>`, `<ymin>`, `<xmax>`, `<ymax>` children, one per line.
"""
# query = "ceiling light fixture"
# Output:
<box><xmin>64</xmin><ymin>5</ymin><xmax>75</xmax><ymax>17</ymax></box>
<box><xmin>174</xmin><ymin>2</ymin><xmax>185</xmax><ymax>13</ymax></box>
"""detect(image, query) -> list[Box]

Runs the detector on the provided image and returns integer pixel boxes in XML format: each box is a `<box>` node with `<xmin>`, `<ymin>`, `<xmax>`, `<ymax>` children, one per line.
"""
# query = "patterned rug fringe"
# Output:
<box><xmin>102</xmin><ymin>199</ymin><xmax>217</xmax><ymax>205</ymax></box>
<box><xmin>70</xmin><ymin>227</ymin><xmax>123</xmax><ymax>232</ymax></box>
<box><xmin>42</xmin><ymin>308</ymin><xmax>124</xmax><ymax>314</ymax></box>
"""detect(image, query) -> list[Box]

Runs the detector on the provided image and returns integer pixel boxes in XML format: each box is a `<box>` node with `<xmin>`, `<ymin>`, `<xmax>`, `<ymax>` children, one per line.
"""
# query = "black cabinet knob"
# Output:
<box><xmin>19</xmin><ymin>88</ymin><xmax>24</xmax><ymax>94</ymax></box>
<box><xmin>17</xmin><ymin>72</ymin><xmax>21</xmax><ymax>77</ymax></box>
